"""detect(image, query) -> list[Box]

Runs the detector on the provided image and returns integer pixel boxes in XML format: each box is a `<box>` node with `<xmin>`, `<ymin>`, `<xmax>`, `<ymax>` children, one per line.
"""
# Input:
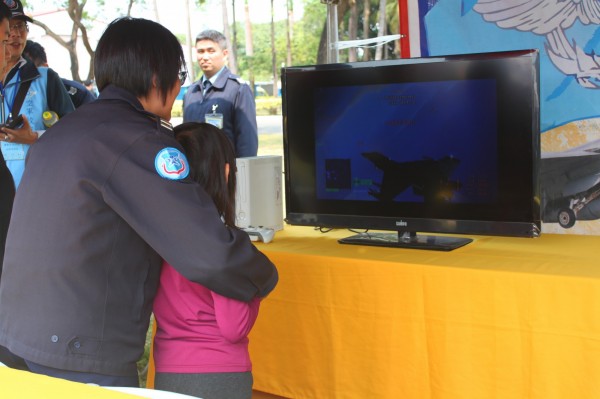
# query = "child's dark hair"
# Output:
<box><xmin>174</xmin><ymin>122</ymin><xmax>237</xmax><ymax>227</ymax></box>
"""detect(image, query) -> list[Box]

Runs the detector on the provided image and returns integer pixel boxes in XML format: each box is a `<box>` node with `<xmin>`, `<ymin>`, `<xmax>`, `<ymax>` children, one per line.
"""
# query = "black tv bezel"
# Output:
<box><xmin>282</xmin><ymin>50</ymin><xmax>541</xmax><ymax>241</ymax></box>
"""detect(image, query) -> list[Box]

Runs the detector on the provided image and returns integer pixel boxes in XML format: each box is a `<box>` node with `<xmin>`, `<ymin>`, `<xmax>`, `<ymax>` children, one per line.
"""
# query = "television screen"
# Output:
<box><xmin>282</xmin><ymin>50</ymin><xmax>541</xmax><ymax>251</ymax></box>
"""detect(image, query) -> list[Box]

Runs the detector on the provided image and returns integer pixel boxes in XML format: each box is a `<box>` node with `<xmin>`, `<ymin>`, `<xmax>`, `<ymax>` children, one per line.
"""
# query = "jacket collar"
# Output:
<box><xmin>5</xmin><ymin>57</ymin><xmax>40</xmax><ymax>85</ymax></box>
<box><xmin>98</xmin><ymin>85</ymin><xmax>173</xmax><ymax>133</ymax></box>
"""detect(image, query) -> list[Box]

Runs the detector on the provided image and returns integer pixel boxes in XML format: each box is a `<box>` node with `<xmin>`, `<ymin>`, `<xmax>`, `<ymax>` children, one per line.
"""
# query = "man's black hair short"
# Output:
<box><xmin>23</xmin><ymin>40</ymin><xmax>48</xmax><ymax>66</ymax></box>
<box><xmin>0</xmin><ymin>1</ymin><xmax>11</xmax><ymax>22</ymax></box>
<box><xmin>94</xmin><ymin>17</ymin><xmax>185</xmax><ymax>103</ymax></box>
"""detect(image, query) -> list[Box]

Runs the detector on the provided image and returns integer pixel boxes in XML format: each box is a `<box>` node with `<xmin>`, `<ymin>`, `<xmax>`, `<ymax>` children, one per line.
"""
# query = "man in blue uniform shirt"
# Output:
<box><xmin>183</xmin><ymin>29</ymin><xmax>258</xmax><ymax>157</ymax></box>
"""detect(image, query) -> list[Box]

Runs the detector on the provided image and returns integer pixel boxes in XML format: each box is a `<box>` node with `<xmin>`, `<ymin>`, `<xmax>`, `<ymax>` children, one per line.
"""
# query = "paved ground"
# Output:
<box><xmin>256</xmin><ymin>115</ymin><xmax>283</xmax><ymax>135</ymax></box>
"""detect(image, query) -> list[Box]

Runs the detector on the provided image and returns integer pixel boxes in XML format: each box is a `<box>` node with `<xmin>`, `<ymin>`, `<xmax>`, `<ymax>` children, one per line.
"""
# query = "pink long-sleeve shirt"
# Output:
<box><xmin>153</xmin><ymin>261</ymin><xmax>261</xmax><ymax>373</ymax></box>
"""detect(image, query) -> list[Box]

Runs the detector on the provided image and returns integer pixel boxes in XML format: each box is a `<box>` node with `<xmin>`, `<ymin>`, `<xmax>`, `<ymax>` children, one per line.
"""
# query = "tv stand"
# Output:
<box><xmin>338</xmin><ymin>231</ymin><xmax>473</xmax><ymax>251</ymax></box>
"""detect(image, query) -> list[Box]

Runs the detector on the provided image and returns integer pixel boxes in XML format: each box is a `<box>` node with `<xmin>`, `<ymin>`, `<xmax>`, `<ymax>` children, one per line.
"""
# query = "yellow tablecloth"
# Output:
<box><xmin>0</xmin><ymin>366</ymin><xmax>145</xmax><ymax>398</ymax></box>
<box><xmin>245</xmin><ymin>226</ymin><xmax>600</xmax><ymax>399</ymax></box>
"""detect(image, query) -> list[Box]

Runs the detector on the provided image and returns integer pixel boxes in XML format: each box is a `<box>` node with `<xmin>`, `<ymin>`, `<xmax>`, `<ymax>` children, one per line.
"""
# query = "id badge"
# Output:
<box><xmin>1</xmin><ymin>142</ymin><xmax>26</xmax><ymax>161</ymax></box>
<box><xmin>205</xmin><ymin>113</ymin><xmax>224</xmax><ymax>129</ymax></box>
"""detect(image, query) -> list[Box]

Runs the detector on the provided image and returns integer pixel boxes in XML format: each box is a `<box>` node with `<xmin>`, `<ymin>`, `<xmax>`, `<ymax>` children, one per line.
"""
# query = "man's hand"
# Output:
<box><xmin>0</xmin><ymin>115</ymin><xmax>38</xmax><ymax>144</ymax></box>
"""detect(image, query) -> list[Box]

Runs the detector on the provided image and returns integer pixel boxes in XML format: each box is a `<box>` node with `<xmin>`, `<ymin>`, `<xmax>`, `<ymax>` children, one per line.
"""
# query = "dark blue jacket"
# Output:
<box><xmin>61</xmin><ymin>78</ymin><xmax>96</xmax><ymax>108</ymax></box>
<box><xmin>183</xmin><ymin>66</ymin><xmax>258</xmax><ymax>157</ymax></box>
<box><xmin>0</xmin><ymin>85</ymin><xmax>277</xmax><ymax>376</ymax></box>
<box><xmin>0</xmin><ymin>150</ymin><xmax>14</xmax><ymax>277</ymax></box>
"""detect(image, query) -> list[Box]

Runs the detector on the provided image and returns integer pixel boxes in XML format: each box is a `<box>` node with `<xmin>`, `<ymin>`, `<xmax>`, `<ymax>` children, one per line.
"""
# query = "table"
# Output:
<box><xmin>246</xmin><ymin>226</ymin><xmax>600</xmax><ymax>399</ymax></box>
<box><xmin>0</xmin><ymin>366</ymin><xmax>143</xmax><ymax>398</ymax></box>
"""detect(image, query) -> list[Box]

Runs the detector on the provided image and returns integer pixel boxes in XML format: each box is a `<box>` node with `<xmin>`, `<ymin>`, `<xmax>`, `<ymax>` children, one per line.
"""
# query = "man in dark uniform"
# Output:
<box><xmin>0</xmin><ymin>17</ymin><xmax>277</xmax><ymax>386</ymax></box>
<box><xmin>183</xmin><ymin>29</ymin><xmax>258</xmax><ymax>157</ymax></box>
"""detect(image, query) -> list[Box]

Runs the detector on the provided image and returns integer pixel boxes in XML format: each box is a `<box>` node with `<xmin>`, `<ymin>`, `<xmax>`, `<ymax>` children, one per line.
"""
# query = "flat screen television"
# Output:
<box><xmin>282</xmin><ymin>49</ymin><xmax>541</xmax><ymax>251</ymax></box>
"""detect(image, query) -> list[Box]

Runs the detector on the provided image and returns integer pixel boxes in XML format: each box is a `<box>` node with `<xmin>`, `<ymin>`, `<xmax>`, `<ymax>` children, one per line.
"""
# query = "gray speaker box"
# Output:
<box><xmin>235</xmin><ymin>155</ymin><xmax>284</xmax><ymax>231</ymax></box>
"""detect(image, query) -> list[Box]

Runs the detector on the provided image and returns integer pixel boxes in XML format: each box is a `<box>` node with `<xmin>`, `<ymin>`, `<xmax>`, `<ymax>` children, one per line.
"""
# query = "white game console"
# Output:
<box><xmin>235</xmin><ymin>155</ymin><xmax>284</xmax><ymax>231</ymax></box>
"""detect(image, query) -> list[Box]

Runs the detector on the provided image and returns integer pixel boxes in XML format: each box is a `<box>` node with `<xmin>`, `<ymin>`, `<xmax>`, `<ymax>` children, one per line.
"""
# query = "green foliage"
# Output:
<box><xmin>255</xmin><ymin>97</ymin><xmax>282</xmax><ymax>116</ymax></box>
<box><xmin>291</xmin><ymin>0</ymin><xmax>327</xmax><ymax>66</ymax></box>
<box><xmin>232</xmin><ymin>0</ymin><xmax>326</xmax><ymax>82</ymax></box>
<box><xmin>137</xmin><ymin>315</ymin><xmax>154</xmax><ymax>388</ymax></box>
<box><xmin>172</xmin><ymin>100</ymin><xmax>183</xmax><ymax>118</ymax></box>
<box><xmin>337</xmin><ymin>0</ymin><xmax>401</xmax><ymax>62</ymax></box>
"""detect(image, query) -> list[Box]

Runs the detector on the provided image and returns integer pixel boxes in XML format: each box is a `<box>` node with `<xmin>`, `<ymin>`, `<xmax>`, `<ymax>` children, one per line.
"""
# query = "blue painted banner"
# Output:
<box><xmin>409</xmin><ymin>0</ymin><xmax>600</xmax><ymax>234</ymax></box>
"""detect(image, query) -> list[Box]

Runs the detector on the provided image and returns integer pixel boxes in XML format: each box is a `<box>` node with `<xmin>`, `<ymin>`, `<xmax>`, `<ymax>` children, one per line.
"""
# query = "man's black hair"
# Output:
<box><xmin>94</xmin><ymin>17</ymin><xmax>185</xmax><ymax>103</ymax></box>
<box><xmin>0</xmin><ymin>1</ymin><xmax>11</xmax><ymax>21</ymax></box>
<box><xmin>23</xmin><ymin>40</ymin><xmax>48</xmax><ymax>66</ymax></box>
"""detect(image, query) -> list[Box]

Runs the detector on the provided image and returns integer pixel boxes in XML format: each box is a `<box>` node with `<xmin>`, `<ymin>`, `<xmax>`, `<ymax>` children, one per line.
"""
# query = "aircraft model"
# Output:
<box><xmin>362</xmin><ymin>152</ymin><xmax>461</xmax><ymax>203</ymax></box>
<box><xmin>541</xmin><ymin>138</ymin><xmax>600</xmax><ymax>228</ymax></box>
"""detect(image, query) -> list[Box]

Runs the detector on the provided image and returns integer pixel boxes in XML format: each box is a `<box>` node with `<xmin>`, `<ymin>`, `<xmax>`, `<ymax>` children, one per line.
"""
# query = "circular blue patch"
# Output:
<box><xmin>154</xmin><ymin>147</ymin><xmax>190</xmax><ymax>180</ymax></box>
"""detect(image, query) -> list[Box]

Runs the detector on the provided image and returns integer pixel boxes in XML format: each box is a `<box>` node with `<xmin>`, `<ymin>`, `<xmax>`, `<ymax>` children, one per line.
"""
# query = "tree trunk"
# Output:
<box><xmin>348</xmin><ymin>0</ymin><xmax>358</xmax><ymax>62</ymax></box>
<box><xmin>127</xmin><ymin>0</ymin><xmax>134</xmax><ymax>16</ymax></box>
<box><xmin>244</xmin><ymin>0</ymin><xmax>255</xmax><ymax>95</ymax></box>
<box><xmin>270</xmin><ymin>0</ymin><xmax>278</xmax><ymax>96</ymax></box>
<box><xmin>317</xmin><ymin>0</ymin><xmax>350</xmax><ymax>64</ymax></box>
<box><xmin>153</xmin><ymin>0</ymin><xmax>160</xmax><ymax>22</ymax></box>
<box><xmin>286</xmin><ymin>0</ymin><xmax>293</xmax><ymax>67</ymax></box>
<box><xmin>231</xmin><ymin>0</ymin><xmax>239</xmax><ymax>74</ymax></box>
<box><xmin>222</xmin><ymin>0</ymin><xmax>238</xmax><ymax>74</ymax></box>
<box><xmin>185</xmin><ymin>0</ymin><xmax>194</xmax><ymax>81</ymax></box>
<box><xmin>362</xmin><ymin>0</ymin><xmax>371</xmax><ymax>61</ymax></box>
<box><xmin>375</xmin><ymin>0</ymin><xmax>387</xmax><ymax>60</ymax></box>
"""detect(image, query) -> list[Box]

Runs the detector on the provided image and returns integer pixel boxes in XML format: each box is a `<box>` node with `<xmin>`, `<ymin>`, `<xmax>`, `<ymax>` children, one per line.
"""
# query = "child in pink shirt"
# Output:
<box><xmin>153</xmin><ymin>122</ymin><xmax>267</xmax><ymax>399</ymax></box>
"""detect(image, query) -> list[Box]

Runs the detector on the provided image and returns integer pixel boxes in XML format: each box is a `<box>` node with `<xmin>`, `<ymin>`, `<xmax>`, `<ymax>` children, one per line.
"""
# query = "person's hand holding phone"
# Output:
<box><xmin>1</xmin><ymin>115</ymin><xmax>38</xmax><ymax>144</ymax></box>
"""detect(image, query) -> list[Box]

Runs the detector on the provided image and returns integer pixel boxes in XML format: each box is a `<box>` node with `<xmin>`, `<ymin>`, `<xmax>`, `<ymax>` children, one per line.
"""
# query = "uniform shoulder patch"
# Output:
<box><xmin>154</xmin><ymin>147</ymin><xmax>190</xmax><ymax>180</ymax></box>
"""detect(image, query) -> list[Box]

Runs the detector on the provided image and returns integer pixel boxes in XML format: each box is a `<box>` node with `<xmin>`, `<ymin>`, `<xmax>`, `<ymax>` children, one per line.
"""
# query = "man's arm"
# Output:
<box><xmin>105</xmin><ymin>133</ymin><xmax>277</xmax><ymax>301</ymax></box>
<box><xmin>46</xmin><ymin>68</ymin><xmax>76</xmax><ymax>117</ymax></box>
<box><xmin>233</xmin><ymin>83</ymin><xmax>258</xmax><ymax>157</ymax></box>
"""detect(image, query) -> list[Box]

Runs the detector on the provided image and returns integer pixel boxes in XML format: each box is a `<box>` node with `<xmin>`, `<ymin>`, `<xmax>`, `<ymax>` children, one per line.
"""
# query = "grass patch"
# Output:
<box><xmin>258</xmin><ymin>133</ymin><xmax>284</xmax><ymax>157</ymax></box>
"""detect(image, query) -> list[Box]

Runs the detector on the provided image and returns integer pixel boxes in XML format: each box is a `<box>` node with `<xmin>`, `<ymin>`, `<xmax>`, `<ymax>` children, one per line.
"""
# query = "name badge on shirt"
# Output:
<box><xmin>1</xmin><ymin>142</ymin><xmax>26</xmax><ymax>161</ymax></box>
<box><xmin>205</xmin><ymin>113</ymin><xmax>223</xmax><ymax>129</ymax></box>
<box><xmin>205</xmin><ymin>103</ymin><xmax>223</xmax><ymax>129</ymax></box>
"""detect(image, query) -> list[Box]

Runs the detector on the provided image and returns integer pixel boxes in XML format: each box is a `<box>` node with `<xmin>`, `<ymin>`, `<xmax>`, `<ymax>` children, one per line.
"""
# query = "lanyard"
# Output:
<box><xmin>3</xmin><ymin>70</ymin><xmax>21</xmax><ymax>120</ymax></box>
<box><xmin>0</xmin><ymin>81</ymin><xmax>5</xmax><ymax>125</ymax></box>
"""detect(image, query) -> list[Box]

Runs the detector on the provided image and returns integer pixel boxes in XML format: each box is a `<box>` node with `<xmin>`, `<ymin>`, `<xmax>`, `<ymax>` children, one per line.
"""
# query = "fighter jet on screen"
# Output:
<box><xmin>541</xmin><ymin>139</ymin><xmax>600</xmax><ymax>228</ymax></box>
<box><xmin>362</xmin><ymin>152</ymin><xmax>461</xmax><ymax>203</ymax></box>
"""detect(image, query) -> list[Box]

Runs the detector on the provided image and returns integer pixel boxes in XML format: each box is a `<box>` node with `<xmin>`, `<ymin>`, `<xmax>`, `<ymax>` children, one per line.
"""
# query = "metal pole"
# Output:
<box><xmin>321</xmin><ymin>0</ymin><xmax>340</xmax><ymax>64</ymax></box>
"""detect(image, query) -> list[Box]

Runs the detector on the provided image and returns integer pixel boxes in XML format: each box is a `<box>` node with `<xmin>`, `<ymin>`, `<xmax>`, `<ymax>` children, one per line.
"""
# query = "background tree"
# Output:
<box><xmin>347</xmin><ymin>0</ymin><xmax>358</xmax><ymax>62</ymax></box>
<box><xmin>286</xmin><ymin>0</ymin><xmax>293</xmax><ymax>67</ymax></box>
<box><xmin>221</xmin><ymin>0</ymin><xmax>237</xmax><ymax>73</ymax></box>
<box><xmin>29</xmin><ymin>0</ymin><xmax>94</xmax><ymax>82</ymax></box>
<box><xmin>230</xmin><ymin>0</ymin><xmax>239</xmax><ymax>75</ymax></box>
<box><xmin>270</xmin><ymin>0</ymin><xmax>277</xmax><ymax>96</ymax></box>
<box><xmin>374</xmin><ymin>0</ymin><xmax>386</xmax><ymax>60</ymax></box>
<box><xmin>244</xmin><ymin>0</ymin><xmax>255</xmax><ymax>93</ymax></box>
<box><xmin>362</xmin><ymin>0</ymin><xmax>371</xmax><ymax>61</ymax></box>
<box><xmin>319</xmin><ymin>0</ymin><xmax>399</xmax><ymax>63</ymax></box>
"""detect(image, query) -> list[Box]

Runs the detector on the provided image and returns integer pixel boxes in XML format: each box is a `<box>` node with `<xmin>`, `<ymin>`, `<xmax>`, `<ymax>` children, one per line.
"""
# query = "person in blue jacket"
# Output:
<box><xmin>183</xmin><ymin>29</ymin><xmax>258</xmax><ymax>158</ymax></box>
<box><xmin>0</xmin><ymin>0</ymin><xmax>75</xmax><ymax>188</ymax></box>
<box><xmin>22</xmin><ymin>40</ymin><xmax>96</xmax><ymax>109</ymax></box>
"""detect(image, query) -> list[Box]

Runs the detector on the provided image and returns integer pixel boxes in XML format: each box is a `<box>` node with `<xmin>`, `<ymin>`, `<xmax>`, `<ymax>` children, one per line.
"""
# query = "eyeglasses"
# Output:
<box><xmin>9</xmin><ymin>23</ymin><xmax>28</xmax><ymax>34</ymax></box>
<box><xmin>178</xmin><ymin>70</ymin><xmax>188</xmax><ymax>85</ymax></box>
